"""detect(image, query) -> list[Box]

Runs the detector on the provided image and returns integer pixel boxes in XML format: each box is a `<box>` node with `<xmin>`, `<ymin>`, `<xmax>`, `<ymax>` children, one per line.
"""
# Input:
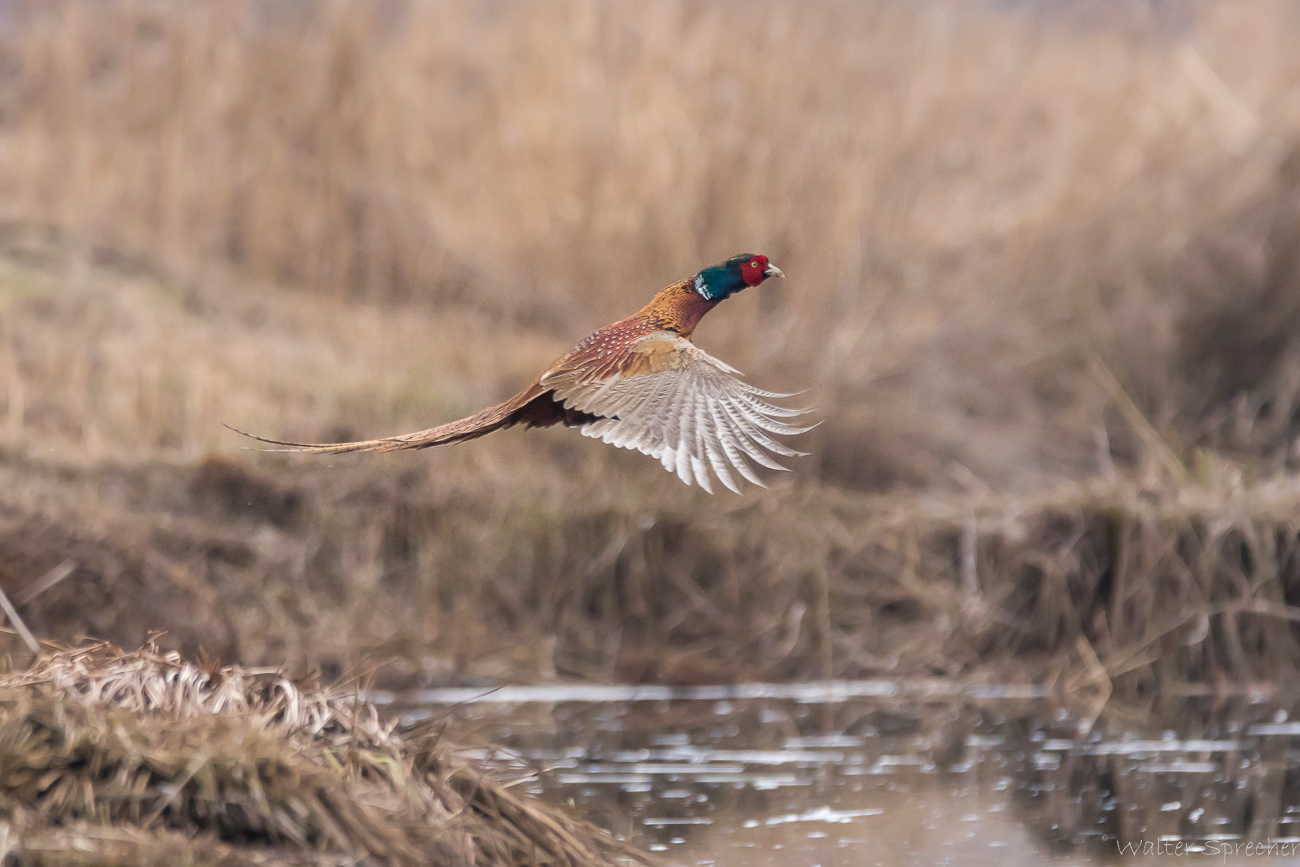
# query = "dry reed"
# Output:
<box><xmin>0</xmin><ymin>1</ymin><xmax>1299</xmax><ymax>695</ymax></box>
<box><xmin>3</xmin><ymin>0</ymin><xmax>1300</xmax><ymax>489</ymax></box>
<box><xmin>0</xmin><ymin>643</ymin><xmax>652</xmax><ymax>866</ymax></box>
<box><xmin>6</xmin><ymin>427</ymin><xmax>1300</xmax><ymax>699</ymax></box>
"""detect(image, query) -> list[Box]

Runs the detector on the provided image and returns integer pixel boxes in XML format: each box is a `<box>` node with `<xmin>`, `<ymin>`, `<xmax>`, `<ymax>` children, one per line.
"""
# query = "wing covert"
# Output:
<box><xmin>545</xmin><ymin>334</ymin><xmax>814</xmax><ymax>492</ymax></box>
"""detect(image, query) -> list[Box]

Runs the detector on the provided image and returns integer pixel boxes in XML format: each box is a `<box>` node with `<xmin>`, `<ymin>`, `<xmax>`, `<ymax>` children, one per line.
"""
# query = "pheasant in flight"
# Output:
<box><xmin>229</xmin><ymin>254</ymin><xmax>813</xmax><ymax>493</ymax></box>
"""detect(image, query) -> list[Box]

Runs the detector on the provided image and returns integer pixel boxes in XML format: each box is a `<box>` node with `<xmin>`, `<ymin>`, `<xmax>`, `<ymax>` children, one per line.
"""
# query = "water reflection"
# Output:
<box><xmin>1013</xmin><ymin>702</ymin><xmax>1300</xmax><ymax>860</ymax></box>
<box><xmin>389</xmin><ymin>686</ymin><xmax>1300</xmax><ymax>864</ymax></box>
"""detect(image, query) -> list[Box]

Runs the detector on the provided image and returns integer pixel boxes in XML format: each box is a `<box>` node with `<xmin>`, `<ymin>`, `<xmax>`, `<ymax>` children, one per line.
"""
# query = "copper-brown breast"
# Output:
<box><xmin>634</xmin><ymin>280</ymin><xmax>718</xmax><ymax>338</ymax></box>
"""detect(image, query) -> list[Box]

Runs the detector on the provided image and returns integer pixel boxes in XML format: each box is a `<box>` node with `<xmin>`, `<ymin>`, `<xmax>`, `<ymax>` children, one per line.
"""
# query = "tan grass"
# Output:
<box><xmin>6</xmin><ymin>422</ymin><xmax>1300</xmax><ymax>699</ymax></box>
<box><xmin>0</xmin><ymin>643</ymin><xmax>652</xmax><ymax>866</ymax></box>
<box><xmin>3</xmin><ymin>1</ymin><xmax>1300</xmax><ymax>489</ymax></box>
<box><xmin>1</xmin><ymin>1</ymin><xmax>1300</xmax><ymax>696</ymax></box>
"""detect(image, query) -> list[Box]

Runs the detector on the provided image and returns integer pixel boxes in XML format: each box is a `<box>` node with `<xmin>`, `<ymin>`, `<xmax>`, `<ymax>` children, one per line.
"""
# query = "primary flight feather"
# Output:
<box><xmin>228</xmin><ymin>253</ymin><xmax>813</xmax><ymax>493</ymax></box>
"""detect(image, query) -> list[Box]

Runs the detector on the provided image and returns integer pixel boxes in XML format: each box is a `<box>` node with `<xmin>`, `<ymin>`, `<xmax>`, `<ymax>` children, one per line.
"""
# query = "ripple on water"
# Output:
<box><xmin>389</xmin><ymin>683</ymin><xmax>1300</xmax><ymax>866</ymax></box>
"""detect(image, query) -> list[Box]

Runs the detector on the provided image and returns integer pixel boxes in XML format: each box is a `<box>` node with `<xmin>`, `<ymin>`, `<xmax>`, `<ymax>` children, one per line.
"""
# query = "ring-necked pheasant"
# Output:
<box><xmin>228</xmin><ymin>254</ymin><xmax>813</xmax><ymax>493</ymax></box>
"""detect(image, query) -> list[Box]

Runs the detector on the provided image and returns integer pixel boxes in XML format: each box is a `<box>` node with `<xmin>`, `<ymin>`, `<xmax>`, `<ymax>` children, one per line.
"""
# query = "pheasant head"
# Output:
<box><xmin>693</xmin><ymin>253</ymin><xmax>785</xmax><ymax>301</ymax></box>
<box><xmin>629</xmin><ymin>253</ymin><xmax>785</xmax><ymax>338</ymax></box>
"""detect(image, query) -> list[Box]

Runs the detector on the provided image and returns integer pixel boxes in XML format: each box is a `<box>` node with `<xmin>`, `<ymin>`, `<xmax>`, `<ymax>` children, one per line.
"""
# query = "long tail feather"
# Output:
<box><xmin>225</xmin><ymin>383</ymin><xmax>546</xmax><ymax>455</ymax></box>
<box><xmin>222</xmin><ymin>421</ymin><xmax>492</xmax><ymax>454</ymax></box>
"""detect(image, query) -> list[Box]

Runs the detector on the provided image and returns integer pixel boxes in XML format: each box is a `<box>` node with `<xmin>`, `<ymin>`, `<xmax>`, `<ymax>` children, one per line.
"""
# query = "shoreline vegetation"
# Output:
<box><xmin>7</xmin><ymin>431</ymin><xmax>1300</xmax><ymax>698</ymax></box>
<box><xmin>0</xmin><ymin>643</ymin><xmax>652</xmax><ymax>866</ymax></box>
<box><xmin>4</xmin><ymin>0</ymin><xmax>1300</xmax><ymax>860</ymax></box>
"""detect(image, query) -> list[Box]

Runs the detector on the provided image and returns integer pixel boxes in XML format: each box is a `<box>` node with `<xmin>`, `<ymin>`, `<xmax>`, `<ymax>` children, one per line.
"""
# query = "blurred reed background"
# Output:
<box><xmin>3</xmin><ymin>0</ymin><xmax>1300</xmax><ymax>692</ymax></box>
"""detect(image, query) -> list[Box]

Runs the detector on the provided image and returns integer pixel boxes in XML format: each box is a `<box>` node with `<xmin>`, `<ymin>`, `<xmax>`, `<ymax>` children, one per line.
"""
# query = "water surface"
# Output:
<box><xmin>387</xmin><ymin>682</ymin><xmax>1300</xmax><ymax>865</ymax></box>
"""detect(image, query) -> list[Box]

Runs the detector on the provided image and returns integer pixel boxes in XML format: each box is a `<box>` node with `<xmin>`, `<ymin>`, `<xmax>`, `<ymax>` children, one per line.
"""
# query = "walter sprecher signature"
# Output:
<box><xmin>1115</xmin><ymin>837</ymin><xmax>1300</xmax><ymax>859</ymax></box>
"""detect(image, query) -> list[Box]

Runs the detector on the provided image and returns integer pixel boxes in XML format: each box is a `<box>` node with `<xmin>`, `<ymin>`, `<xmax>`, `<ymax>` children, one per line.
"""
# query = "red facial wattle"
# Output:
<box><xmin>740</xmin><ymin>255</ymin><xmax>769</xmax><ymax>287</ymax></box>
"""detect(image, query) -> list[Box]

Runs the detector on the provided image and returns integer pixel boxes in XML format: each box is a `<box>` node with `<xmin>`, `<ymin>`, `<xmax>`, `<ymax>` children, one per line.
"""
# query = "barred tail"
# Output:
<box><xmin>225</xmin><ymin>383</ymin><xmax>547</xmax><ymax>455</ymax></box>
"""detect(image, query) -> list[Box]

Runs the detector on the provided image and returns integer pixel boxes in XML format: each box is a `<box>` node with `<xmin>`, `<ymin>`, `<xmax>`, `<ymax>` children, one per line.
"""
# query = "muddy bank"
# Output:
<box><xmin>0</xmin><ymin>644</ymin><xmax>650</xmax><ymax>866</ymax></box>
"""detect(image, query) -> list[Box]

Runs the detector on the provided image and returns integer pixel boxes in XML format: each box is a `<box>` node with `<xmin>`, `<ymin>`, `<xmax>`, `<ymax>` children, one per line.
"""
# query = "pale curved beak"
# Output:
<box><xmin>765</xmin><ymin>263</ymin><xmax>785</xmax><ymax>279</ymax></box>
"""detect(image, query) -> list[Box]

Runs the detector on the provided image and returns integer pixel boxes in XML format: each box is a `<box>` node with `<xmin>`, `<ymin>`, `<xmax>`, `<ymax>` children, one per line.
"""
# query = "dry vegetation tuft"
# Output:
<box><xmin>0</xmin><ymin>643</ymin><xmax>650</xmax><ymax>866</ymax></box>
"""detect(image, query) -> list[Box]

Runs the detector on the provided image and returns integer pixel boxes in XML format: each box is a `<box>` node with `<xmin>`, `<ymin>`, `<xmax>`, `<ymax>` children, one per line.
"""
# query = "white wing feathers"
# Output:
<box><xmin>548</xmin><ymin>341</ymin><xmax>814</xmax><ymax>493</ymax></box>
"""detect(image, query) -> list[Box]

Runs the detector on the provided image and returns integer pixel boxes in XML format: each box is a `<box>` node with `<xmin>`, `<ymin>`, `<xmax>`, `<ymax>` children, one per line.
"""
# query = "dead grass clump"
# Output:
<box><xmin>949</xmin><ymin>477</ymin><xmax>1300</xmax><ymax>694</ymax></box>
<box><xmin>0</xmin><ymin>643</ymin><xmax>651</xmax><ymax>866</ymax></box>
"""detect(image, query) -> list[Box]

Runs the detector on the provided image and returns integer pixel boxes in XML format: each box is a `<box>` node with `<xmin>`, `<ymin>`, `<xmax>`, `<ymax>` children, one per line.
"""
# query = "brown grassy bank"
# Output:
<box><xmin>0</xmin><ymin>643</ymin><xmax>650</xmax><ymax>866</ymax></box>
<box><xmin>6</xmin><ymin>403</ymin><xmax>1300</xmax><ymax>698</ymax></box>
<box><xmin>2</xmin><ymin>1</ymin><xmax>1300</xmax><ymax>698</ymax></box>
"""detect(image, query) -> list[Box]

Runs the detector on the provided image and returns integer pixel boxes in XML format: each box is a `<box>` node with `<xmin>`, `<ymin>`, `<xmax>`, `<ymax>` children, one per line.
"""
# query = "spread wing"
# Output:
<box><xmin>541</xmin><ymin>332</ymin><xmax>814</xmax><ymax>493</ymax></box>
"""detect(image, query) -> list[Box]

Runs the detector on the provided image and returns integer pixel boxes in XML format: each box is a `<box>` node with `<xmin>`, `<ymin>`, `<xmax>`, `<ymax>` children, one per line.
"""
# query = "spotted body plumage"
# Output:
<box><xmin>229</xmin><ymin>254</ymin><xmax>812</xmax><ymax>492</ymax></box>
